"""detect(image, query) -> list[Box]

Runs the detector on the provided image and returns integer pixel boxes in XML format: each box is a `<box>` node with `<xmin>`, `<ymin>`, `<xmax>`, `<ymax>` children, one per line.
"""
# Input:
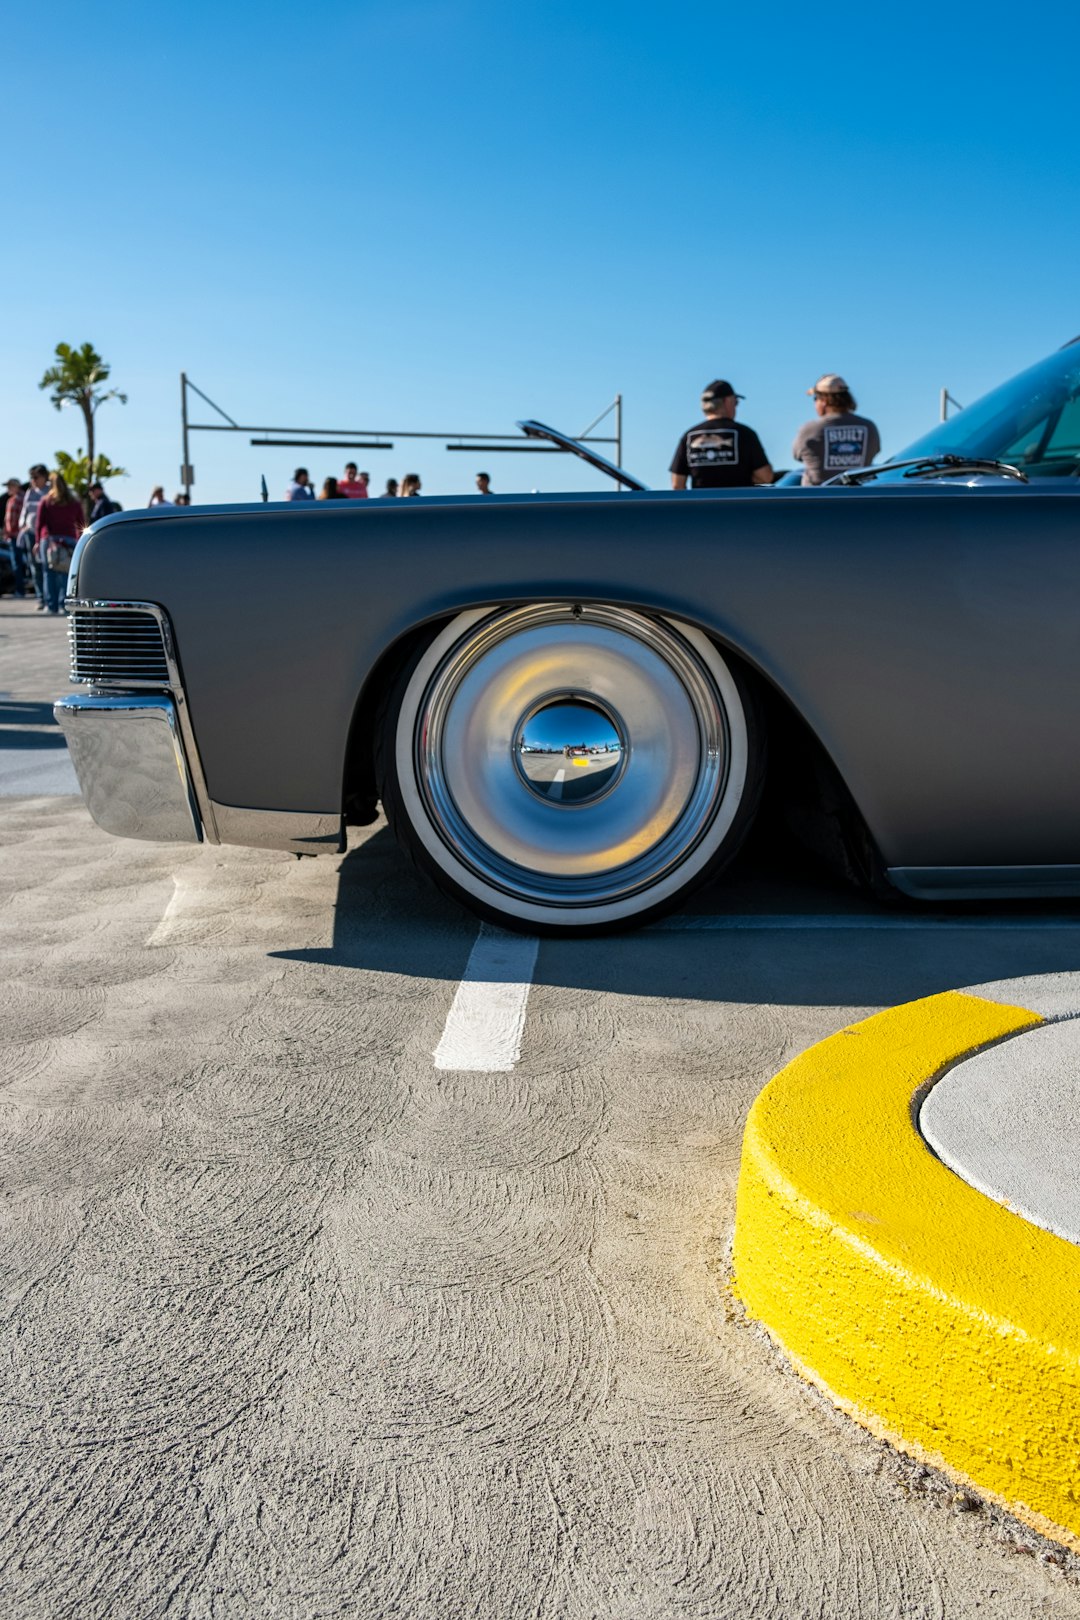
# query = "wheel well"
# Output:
<box><xmin>341</xmin><ymin>607</ymin><xmax>887</xmax><ymax>891</ymax></box>
<box><xmin>735</xmin><ymin>652</ymin><xmax>888</xmax><ymax>893</ymax></box>
<box><xmin>688</xmin><ymin>628</ymin><xmax>888</xmax><ymax>892</ymax></box>
<box><xmin>342</xmin><ymin>616</ymin><xmax>455</xmax><ymax>825</ymax></box>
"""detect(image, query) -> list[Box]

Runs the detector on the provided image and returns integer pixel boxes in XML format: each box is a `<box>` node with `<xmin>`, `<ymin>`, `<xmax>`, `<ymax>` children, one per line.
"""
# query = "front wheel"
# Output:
<box><xmin>378</xmin><ymin>604</ymin><xmax>765</xmax><ymax>933</ymax></box>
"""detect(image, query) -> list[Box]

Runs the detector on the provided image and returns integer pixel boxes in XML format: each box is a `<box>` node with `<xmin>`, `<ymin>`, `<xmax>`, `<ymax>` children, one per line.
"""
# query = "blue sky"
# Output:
<box><xmin>4</xmin><ymin>0</ymin><xmax>1078</xmax><ymax>504</ymax></box>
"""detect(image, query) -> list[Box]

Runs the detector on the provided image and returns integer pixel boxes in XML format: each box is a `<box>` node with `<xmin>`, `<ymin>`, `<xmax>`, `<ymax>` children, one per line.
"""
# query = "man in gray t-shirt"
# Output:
<box><xmin>792</xmin><ymin>374</ymin><xmax>881</xmax><ymax>485</ymax></box>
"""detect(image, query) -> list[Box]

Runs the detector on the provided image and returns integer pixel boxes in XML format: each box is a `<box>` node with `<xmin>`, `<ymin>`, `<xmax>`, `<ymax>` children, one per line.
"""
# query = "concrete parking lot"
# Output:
<box><xmin>2</xmin><ymin>596</ymin><xmax>1078</xmax><ymax>1618</ymax></box>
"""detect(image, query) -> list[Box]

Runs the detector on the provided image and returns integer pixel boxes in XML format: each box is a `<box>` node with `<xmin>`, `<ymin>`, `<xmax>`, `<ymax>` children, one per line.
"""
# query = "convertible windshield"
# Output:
<box><xmin>897</xmin><ymin>340</ymin><xmax>1080</xmax><ymax>478</ymax></box>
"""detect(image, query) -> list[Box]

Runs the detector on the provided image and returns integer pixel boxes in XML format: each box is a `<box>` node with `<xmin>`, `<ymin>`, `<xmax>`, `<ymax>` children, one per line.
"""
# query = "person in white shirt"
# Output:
<box><xmin>18</xmin><ymin>465</ymin><xmax>50</xmax><ymax>609</ymax></box>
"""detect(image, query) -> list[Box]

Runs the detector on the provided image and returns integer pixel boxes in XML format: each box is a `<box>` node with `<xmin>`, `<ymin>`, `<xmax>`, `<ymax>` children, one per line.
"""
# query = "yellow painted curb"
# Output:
<box><xmin>733</xmin><ymin>990</ymin><xmax>1080</xmax><ymax>1550</ymax></box>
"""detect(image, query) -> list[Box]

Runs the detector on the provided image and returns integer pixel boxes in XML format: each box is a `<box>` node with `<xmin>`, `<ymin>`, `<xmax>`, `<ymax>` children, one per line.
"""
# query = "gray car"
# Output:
<box><xmin>55</xmin><ymin>340</ymin><xmax>1080</xmax><ymax>933</ymax></box>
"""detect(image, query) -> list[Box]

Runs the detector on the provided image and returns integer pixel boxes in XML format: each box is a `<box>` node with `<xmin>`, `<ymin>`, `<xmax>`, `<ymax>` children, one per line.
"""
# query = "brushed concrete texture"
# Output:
<box><xmin>3</xmin><ymin>606</ymin><xmax>1080</xmax><ymax>1616</ymax></box>
<box><xmin>965</xmin><ymin>972</ymin><xmax>1080</xmax><ymax>1022</ymax></box>
<box><xmin>0</xmin><ymin>745</ymin><xmax>79</xmax><ymax>796</ymax></box>
<box><xmin>921</xmin><ymin>1015</ymin><xmax>1080</xmax><ymax>1246</ymax></box>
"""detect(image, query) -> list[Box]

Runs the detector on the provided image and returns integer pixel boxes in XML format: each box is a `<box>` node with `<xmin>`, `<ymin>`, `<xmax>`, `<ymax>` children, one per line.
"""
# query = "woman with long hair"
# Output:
<box><xmin>36</xmin><ymin>471</ymin><xmax>84</xmax><ymax>615</ymax></box>
<box><xmin>399</xmin><ymin>474</ymin><xmax>422</xmax><ymax>497</ymax></box>
<box><xmin>318</xmin><ymin>477</ymin><xmax>346</xmax><ymax>500</ymax></box>
<box><xmin>148</xmin><ymin>487</ymin><xmax>172</xmax><ymax>507</ymax></box>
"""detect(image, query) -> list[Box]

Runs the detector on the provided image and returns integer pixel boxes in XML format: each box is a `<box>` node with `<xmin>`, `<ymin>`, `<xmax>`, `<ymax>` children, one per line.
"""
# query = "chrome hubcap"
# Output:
<box><xmin>412</xmin><ymin>604</ymin><xmax>730</xmax><ymax>907</ymax></box>
<box><xmin>514</xmin><ymin>695</ymin><xmax>626</xmax><ymax>805</ymax></box>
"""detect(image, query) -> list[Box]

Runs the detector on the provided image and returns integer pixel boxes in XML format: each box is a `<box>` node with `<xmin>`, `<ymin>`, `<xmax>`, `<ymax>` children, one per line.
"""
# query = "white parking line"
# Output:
<box><xmin>549</xmin><ymin>768</ymin><xmax>566</xmax><ymax>802</ymax></box>
<box><xmin>432</xmin><ymin>910</ymin><xmax>1077</xmax><ymax>1071</ymax></box>
<box><xmin>434</xmin><ymin>924</ymin><xmax>540</xmax><ymax>1072</ymax></box>
<box><xmin>653</xmin><ymin>913</ymin><xmax>1080</xmax><ymax>930</ymax></box>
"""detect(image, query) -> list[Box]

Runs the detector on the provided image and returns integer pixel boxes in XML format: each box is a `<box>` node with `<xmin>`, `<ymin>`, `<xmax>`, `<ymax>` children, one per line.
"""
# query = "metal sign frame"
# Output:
<box><xmin>179</xmin><ymin>374</ymin><xmax>622</xmax><ymax>498</ymax></box>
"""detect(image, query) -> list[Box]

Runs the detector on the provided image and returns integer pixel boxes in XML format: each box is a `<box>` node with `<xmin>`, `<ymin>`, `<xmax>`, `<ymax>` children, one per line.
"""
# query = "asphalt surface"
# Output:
<box><xmin>0</xmin><ymin>603</ymin><xmax>79</xmax><ymax>795</ymax></box>
<box><xmin>2</xmin><ymin>594</ymin><xmax>1079</xmax><ymax>1618</ymax></box>
<box><xmin>518</xmin><ymin>751</ymin><xmax>621</xmax><ymax>801</ymax></box>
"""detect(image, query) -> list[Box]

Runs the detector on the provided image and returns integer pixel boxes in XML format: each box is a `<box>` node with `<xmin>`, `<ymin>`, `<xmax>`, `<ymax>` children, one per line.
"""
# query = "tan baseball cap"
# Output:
<box><xmin>809</xmin><ymin>374</ymin><xmax>849</xmax><ymax>395</ymax></box>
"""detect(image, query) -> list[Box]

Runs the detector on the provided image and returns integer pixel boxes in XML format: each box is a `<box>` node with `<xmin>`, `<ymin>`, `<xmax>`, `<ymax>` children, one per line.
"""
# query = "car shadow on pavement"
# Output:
<box><xmin>0</xmin><ymin>698</ymin><xmax>67</xmax><ymax>748</ymax></box>
<box><xmin>273</xmin><ymin>826</ymin><xmax>1080</xmax><ymax>1008</ymax></box>
<box><xmin>0</xmin><ymin>699</ymin><xmax>60</xmax><ymax>726</ymax></box>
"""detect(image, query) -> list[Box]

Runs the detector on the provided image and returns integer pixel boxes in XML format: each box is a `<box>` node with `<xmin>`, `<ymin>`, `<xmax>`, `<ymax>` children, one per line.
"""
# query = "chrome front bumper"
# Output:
<box><xmin>57</xmin><ymin>599</ymin><xmax>342</xmax><ymax>855</ymax></box>
<box><xmin>54</xmin><ymin>693</ymin><xmax>203</xmax><ymax>844</ymax></box>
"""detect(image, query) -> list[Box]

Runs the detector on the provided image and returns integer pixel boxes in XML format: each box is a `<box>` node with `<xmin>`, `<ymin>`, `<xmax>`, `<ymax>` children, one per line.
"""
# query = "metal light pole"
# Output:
<box><xmin>180</xmin><ymin>373</ymin><xmax>193</xmax><ymax>498</ymax></box>
<box><xmin>940</xmin><ymin>388</ymin><xmax>964</xmax><ymax>422</ymax></box>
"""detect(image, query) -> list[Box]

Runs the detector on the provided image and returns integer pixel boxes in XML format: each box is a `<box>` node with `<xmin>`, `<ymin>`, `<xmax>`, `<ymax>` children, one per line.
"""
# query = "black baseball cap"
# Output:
<box><xmin>702</xmin><ymin>379</ymin><xmax>744</xmax><ymax>405</ymax></box>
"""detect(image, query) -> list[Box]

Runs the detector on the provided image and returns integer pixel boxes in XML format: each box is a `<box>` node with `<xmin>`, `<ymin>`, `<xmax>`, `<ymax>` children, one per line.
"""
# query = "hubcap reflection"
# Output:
<box><xmin>515</xmin><ymin>696</ymin><xmax>625</xmax><ymax>804</ymax></box>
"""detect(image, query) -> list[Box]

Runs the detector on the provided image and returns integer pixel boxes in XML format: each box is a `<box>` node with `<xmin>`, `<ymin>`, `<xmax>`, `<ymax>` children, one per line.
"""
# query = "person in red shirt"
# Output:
<box><xmin>36</xmin><ymin>472</ymin><xmax>84</xmax><ymax>615</ymax></box>
<box><xmin>338</xmin><ymin>462</ymin><xmax>369</xmax><ymax>499</ymax></box>
<box><xmin>3</xmin><ymin>478</ymin><xmax>26</xmax><ymax>596</ymax></box>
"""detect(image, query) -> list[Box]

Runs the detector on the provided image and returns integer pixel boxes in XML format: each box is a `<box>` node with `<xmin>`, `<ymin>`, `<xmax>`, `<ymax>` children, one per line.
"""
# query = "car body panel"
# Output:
<box><xmin>71</xmin><ymin>481</ymin><xmax>1080</xmax><ymax>871</ymax></box>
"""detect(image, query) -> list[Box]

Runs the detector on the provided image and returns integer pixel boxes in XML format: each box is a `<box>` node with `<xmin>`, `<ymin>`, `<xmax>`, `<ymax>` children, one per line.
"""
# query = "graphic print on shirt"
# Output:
<box><xmin>687</xmin><ymin>428</ymin><xmax>738</xmax><ymax>468</ymax></box>
<box><xmin>823</xmin><ymin>423</ymin><xmax>869</xmax><ymax>470</ymax></box>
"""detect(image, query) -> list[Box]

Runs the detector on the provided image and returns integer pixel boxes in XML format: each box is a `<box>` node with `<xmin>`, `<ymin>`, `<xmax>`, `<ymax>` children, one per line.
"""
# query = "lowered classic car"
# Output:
<box><xmin>56</xmin><ymin>339</ymin><xmax>1080</xmax><ymax>932</ymax></box>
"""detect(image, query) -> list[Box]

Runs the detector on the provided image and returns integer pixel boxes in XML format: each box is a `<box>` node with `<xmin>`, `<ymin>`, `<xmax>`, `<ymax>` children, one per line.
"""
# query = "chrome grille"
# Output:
<box><xmin>68</xmin><ymin>608</ymin><xmax>171</xmax><ymax>688</ymax></box>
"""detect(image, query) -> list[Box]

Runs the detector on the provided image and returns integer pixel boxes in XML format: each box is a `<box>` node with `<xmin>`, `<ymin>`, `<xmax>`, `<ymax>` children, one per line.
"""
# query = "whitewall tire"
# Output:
<box><xmin>378</xmin><ymin>604</ymin><xmax>764</xmax><ymax>933</ymax></box>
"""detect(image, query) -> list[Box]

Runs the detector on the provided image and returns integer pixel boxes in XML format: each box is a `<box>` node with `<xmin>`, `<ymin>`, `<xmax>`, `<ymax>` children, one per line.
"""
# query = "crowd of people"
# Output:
<box><xmin>0</xmin><ymin>454</ymin><xmax>497</xmax><ymax>616</ymax></box>
<box><xmin>1</xmin><ymin>466</ymin><xmax>105</xmax><ymax>615</ymax></box>
<box><xmin>284</xmin><ymin>463</ymin><xmax>495</xmax><ymax>501</ymax></box>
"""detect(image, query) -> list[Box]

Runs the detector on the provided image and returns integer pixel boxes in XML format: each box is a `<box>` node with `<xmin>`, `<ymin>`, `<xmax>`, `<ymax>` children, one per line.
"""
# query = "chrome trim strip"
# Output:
<box><xmin>210</xmin><ymin>803</ymin><xmax>344</xmax><ymax>855</ymax></box>
<box><xmin>888</xmin><ymin>865</ymin><xmax>1080</xmax><ymax>900</ymax></box>
<box><xmin>54</xmin><ymin>693</ymin><xmax>202</xmax><ymax>844</ymax></box>
<box><xmin>65</xmin><ymin>599</ymin><xmax>220</xmax><ymax>844</ymax></box>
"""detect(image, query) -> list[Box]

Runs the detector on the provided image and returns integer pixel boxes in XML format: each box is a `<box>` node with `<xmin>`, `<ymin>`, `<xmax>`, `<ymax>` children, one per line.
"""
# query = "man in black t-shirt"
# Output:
<box><xmin>670</xmin><ymin>380</ymin><xmax>773</xmax><ymax>489</ymax></box>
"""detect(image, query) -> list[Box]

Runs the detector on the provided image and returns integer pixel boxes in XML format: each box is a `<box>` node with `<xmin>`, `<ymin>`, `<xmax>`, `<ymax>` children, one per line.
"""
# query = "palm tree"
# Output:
<box><xmin>39</xmin><ymin>343</ymin><xmax>127</xmax><ymax>490</ymax></box>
